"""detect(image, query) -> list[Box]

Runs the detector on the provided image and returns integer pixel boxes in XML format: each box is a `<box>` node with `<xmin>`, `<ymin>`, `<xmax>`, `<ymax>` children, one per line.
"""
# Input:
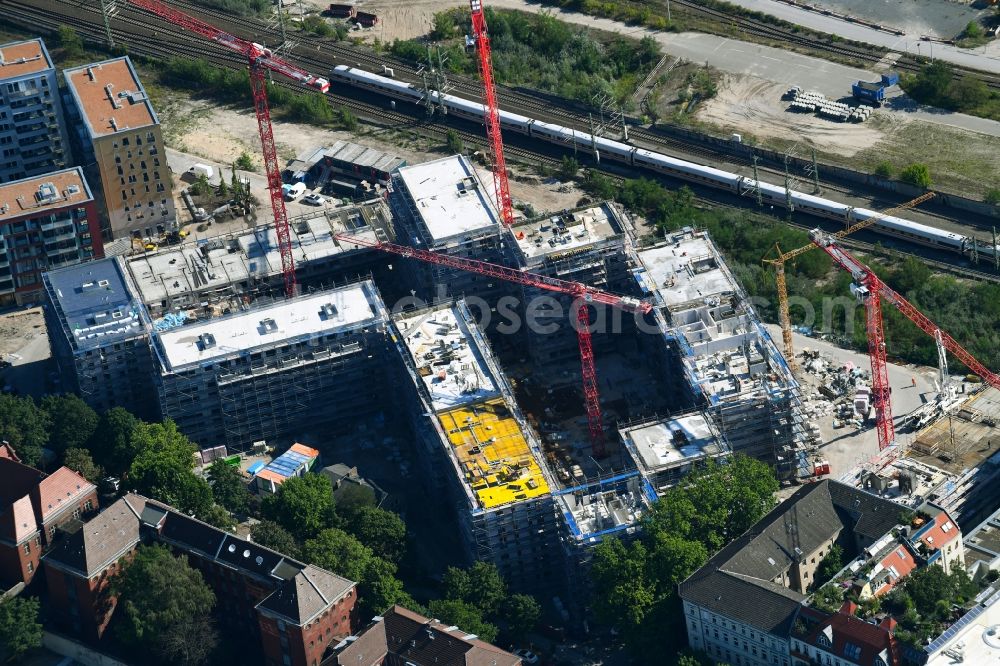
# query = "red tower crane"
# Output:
<box><xmin>810</xmin><ymin>229</ymin><xmax>1000</xmax><ymax>452</ymax></box>
<box><xmin>130</xmin><ymin>0</ymin><xmax>331</xmax><ymax>298</ymax></box>
<box><xmin>335</xmin><ymin>233</ymin><xmax>653</xmax><ymax>456</ymax></box>
<box><xmin>469</xmin><ymin>0</ymin><xmax>514</xmax><ymax>227</ymax></box>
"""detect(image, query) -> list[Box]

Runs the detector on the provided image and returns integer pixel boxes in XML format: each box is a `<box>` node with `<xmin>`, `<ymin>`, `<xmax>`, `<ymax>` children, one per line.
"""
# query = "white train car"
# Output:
<box><xmin>327</xmin><ymin>65</ymin><xmax>995</xmax><ymax>260</ymax></box>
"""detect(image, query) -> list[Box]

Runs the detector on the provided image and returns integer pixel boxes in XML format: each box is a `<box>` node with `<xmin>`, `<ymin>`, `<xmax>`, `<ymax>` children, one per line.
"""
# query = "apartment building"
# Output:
<box><xmin>0</xmin><ymin>446</ymin><xmax>97</xmax><ymax>587</ymax></box>
<box><xmin>43</xmin><ymin>493</ymin><xmax>357</xmax><ymax>666</ymax></box>
<box><xmin>0</xmin><ymin>39</ymin><xmax>70</xmax><ymax>182</ymax></box>
<box><xmin>63</xmin><ymin>56</ymin><xmax>175</xmax><ymax>240</ymax></box>
<box><xmin>0</xmin><ymin>167</ymin><xmax>102</xmax><ymax>305</ymax></box>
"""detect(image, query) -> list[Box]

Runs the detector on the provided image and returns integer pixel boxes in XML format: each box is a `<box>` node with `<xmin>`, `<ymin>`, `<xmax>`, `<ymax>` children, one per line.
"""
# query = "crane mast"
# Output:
<box><xmin>469</xmin><ymin>0</ymin><xmax>514</xmax><ymax>227</ymax></box>
<box><xmin>810</xmin><ymin>229</ymin><xmax>1000</xmax><ymax>452</ymax></box>
<box><xmin>129</xmin><ymin>0</ymin><xmax>328</xmax><ymax>297</ymax></box>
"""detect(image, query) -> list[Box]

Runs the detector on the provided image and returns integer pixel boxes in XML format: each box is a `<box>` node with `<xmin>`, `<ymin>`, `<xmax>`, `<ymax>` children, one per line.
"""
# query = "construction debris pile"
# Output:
<box><xmin>797</xmin><ymin>348</ymin><xmax>874</xmax><ymax>431</ymax></box>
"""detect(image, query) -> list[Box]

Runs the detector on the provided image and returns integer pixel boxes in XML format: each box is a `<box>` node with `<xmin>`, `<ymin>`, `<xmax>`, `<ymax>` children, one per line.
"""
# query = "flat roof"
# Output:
<box><xmin>0</xmin><ymin>39</ymin><xmax>52</xmax><ymax>79</ymax></box>
<box><xmin>44</xmin><ymin>257</ymin><xmax>145</xmax><ymax>352</ymax></box>
<box><xmin>511</xmin><ymin>203</ymin><xmax>622</xmax><ymax>261</ymax></box>
<box><xmin>0</xmin><ymin>168</ymin><xmax>93</xmax><ymax>223</ymax></box>
<box><xmin>64</xmin><ymin>57</ymin><xmax>158</xmax><ymax>139</ymax></box>
<box><xmin>622</xmin><ymin>413</ymin><xmax>726</xmax><ymax>472</ymax></box>
<box><xmin>438</xmin><ymin>399</ymin><xmax>549</xmax><ymax>510</ymax></box>
<box><xmin>396</xmin><ymin>306</ymin><xmax>499</xmax><ymax>412</ymax></box>
<box><xmin>634</xmin><ymin>235</ymin><xmax>734</xmax><ymax>309</ymax></box>
<box><xmin>127</xmin><ymin>201</ymin><xmax>388</xmax><ymax>309</ymax></box>
<box><xmin>291</xmin><ymin>140</ymin><xmax>405</xmax><ymax>177</ymax></box>
<box><xmin>558</xmin><ymin>474</ymin><xmax>651</xmax><ymax>541</ymax></box>
<box><xmin>156</xmin><ymin>282</ymin><xmax>381</xmax><ymax>371</ymax></box>
<box><xmin>395</xmin><ymin>155</ymin><xmax>500</xmax><ymax>245</ymax></box>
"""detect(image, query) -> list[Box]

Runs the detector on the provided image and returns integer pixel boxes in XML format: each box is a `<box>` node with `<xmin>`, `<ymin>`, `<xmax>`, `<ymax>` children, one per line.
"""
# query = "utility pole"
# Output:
<box><xmin>276</xmin><ymin>0</ymin><xmax>287</xmax><ymax>46</ymax></box>
<box><xmin>784</xmin><ymin>154</ymin><xmax>794</xmax><ymax>221</ymax></box>
<box><xmin>811</xmin><ymin>148</ymin><xmax>820</xmax><ymax>194</ymax></box>
<box><xmin>435</xmin><ymin>47</ymin><xmax>450</xmax><ymax>115</ymax></box>
<box><xmin>100</xmin><ymin>0</ymin><xmax>115</xmax><ymax>48</ymax></box>
<box><xmin>751</xmin><ymin>153</ymin><xmax>762</xmax><ymax>208</ymax></box>
<box><xmin>666</xmin><ymin>0</ymin><xmax>671</xmax><ymax>24</ymax></box>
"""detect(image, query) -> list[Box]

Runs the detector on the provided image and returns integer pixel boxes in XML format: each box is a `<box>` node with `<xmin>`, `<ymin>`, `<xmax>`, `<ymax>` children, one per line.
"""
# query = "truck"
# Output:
<box><xmin>281</xmin><ymin>182</ymin><xmax>307</xmax><ymax>201</ymax></box>
<box><xmin>851</xmin><ymin>72</ymin><xmax>898</xmax><ymax>106</ymax></box>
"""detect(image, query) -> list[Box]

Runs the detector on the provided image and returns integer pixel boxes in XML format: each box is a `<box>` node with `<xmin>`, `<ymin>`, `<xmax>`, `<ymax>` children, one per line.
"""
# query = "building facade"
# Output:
<box><xmin>0</xmin><ymin>39</ymin><xmax>70</xmax><ymax>183</ymax></box>
<box><xmin>43</xmin><ymin>493</ymin><xmax>358</xmax><ymax>666</ymax></box>
<box><xmin>63</xmin><ymin>57</ymin><xmax>175</xmax><ymax>240</ymax></box>
<box><xmin>0</xmin><ymin>167</ymin><xmax>103</xmax><ymax>305</ymax></box>
<box><xmin>43</xmin><ymin>256</ymin><xmax>159</xmax><ymax>420</ymax></box>
<box><xmin>0</xmin><ymin>449</ymin><xmax>97</xmax><ymax>587</ymax></box>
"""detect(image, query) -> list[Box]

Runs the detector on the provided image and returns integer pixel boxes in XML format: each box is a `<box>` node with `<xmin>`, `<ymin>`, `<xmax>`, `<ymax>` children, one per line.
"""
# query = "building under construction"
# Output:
<box><xmin>43</xmin><ymin>151</ymin><xmax>811</xmax><ymax>603</ymax></box>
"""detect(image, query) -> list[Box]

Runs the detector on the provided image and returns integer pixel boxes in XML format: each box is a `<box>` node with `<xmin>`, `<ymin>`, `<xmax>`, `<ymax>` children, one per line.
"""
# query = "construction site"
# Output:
<box><xmin>33</xmin><ymin>0</ymin><xmax>1000</xmax><ymax>619</ymax></box>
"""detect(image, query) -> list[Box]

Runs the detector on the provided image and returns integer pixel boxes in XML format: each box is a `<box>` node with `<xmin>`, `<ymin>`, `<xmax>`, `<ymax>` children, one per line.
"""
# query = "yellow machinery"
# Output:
<box><xmin>763</xmin><ymin>192</ymin><xmax>935</xmax><ymax>370</ymax></box>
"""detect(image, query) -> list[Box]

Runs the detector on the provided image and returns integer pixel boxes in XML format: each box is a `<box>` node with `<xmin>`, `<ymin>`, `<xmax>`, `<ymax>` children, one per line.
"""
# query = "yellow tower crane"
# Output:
<box><xmin>763</xmin><ymin>192</ymin><xmax>935</xmax><ymax>371</ymax></box>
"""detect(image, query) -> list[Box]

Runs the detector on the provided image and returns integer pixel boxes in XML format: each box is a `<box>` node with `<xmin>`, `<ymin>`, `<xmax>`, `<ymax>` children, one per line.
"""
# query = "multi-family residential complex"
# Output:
<box><xmin>153</xmin><ymin>281</ymin><xmax>392</xmax><ymax>448</ymax></box>
<box><xmin>679</xmin><ymin>480</ymin><xmax>964</xmax><ymax>666</ymax></box>
<box><xmin>0</xmin><ymin>167</ymin><xmax>103</xmax><ymax>304</ymax></box>
<box><xmin>0</xmin><ymin>39</ymin><xmax>70</xmax><ymax>182</ymax></box>
<box><xmin>42</xmin><ymin>493</ymin><xmax>357</xmax><ymax>666</ymax></box>
<box><xmin>63</xmin><ymin>56</ymin><xmax>175</xmax><ymax>240</ymax></box>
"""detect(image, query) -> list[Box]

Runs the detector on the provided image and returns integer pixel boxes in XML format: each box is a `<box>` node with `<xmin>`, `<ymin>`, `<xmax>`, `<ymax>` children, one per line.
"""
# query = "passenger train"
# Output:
<box><xmin>328</xmin><ymin>65</ymin><xmax>995</xmax><ymax>260</ymax></box>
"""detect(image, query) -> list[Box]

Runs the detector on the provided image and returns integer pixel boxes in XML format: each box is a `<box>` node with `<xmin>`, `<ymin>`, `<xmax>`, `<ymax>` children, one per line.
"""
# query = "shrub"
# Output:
<box><xmin>900</xmin><ymin>163</ymin><xmax>932</xmax><ymax>189</ymax></box>
<box><xmin>874</xmin><ymin>161</ymin><xmax>894</xmax><ymax>178</ymax></box>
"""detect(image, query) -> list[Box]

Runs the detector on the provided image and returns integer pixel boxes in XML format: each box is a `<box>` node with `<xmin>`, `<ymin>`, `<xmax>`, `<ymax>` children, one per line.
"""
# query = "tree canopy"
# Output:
<box><xmin>0</xmin><ymin>394</ymin><xmax>49</xmax><ymax>467</ymax></box>
<box><xmin>442</xmin><ymin>561</ymin><xmax>508</xmax><ymax>616</ymax></box>
<box><xmin>346</xmin><ymin>505</ymin><xmax>407</xmax><ymax>564</ymax></box>
<box><xmin>261</xmin><ymin>473</ymin><xmax>336</xmax><ymax>540</ymax></box>
<box><xmin>427</xmin><ymin>599</ymin><xmax>498</xmax><ymax>644</ymax></box>
<box><xmin>207</xmin><ymin>460</ymin><xmax>250</xmax><ymax>515</ymax></box>
<box><xmin>113</xmin><ymin>544</ymin><xmax>215</xmax><ymax>650</ymax></box>
<box><xmin>63</xmin><ymin>447</ymin><xmax>102</xmax><ymax>483</ymax></box>
<box><xmin>0</xmin><ymin>596</ymin><xmax>43</xmax><ymax>662</ymax></box>
<box><xmin>127</xmin><ymin>421</ymin><xmax>212</xmax><ymax>516</ymax></box>
<box><xmin>250</xmin><ymin>520</ymin><xmax>299</xmax><ymax>558</ymax></box>
<box><xmin>303</xmin><ymin>528</ymin><xmax>374</xmax><ymax>582</ymax></box>
<box><xmin>42</xmin><ymin>394</ymin><xmax>98</xmax><ymax>455</ymax></box>
<box><xmin>88</xmin><ymin>407</ymin><xmax>142</xmax><ymax>477</ymax></box>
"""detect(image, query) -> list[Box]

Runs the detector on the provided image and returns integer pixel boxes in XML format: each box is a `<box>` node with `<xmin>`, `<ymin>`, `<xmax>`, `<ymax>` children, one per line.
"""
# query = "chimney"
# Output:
<box><xmin>879</xmin><ymin>616</ymin><xmax>897</xmax><ymax>634</ymax></box>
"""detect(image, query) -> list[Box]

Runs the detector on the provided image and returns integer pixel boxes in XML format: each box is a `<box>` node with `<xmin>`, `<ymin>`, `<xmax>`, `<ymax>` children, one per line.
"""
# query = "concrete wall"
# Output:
<box><xmin>42</xmin><ymin>631</ymin><xmax>129</xmax><ymax>666</ymax></box>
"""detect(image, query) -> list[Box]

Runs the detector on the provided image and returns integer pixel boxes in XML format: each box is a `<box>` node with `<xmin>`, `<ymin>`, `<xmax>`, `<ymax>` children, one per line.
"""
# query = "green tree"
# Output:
<box><xmin>445</xmin><ymin>129</ymin><xmax>464</xmax><ymax>154</ymax></box>
<box><xmin>890</xmin><ymin>255</ymin><xmax>932</xmax><ymax>294</ymax></box>
<box><xmin>813</xmin><ymin>544</ymin><xmax>844</xmax><ymax>589</ymax></box>
<box><xmin>156</xmin><ymin>617</ymin><xmax>219</xmax><ymax>666</ymax></box>
<box><xmin>63</xmin><ymin>447</ymin><xmax>102</xmax><ymax>483</ymax></box>
<box><xmin>358</xmin><ymin>555</ymin><xmax>419</xmax><ymax>616</ymax></box>
<box><xmin>207</xmin><ymin>460</ymin><xmax>250</xmax><ymax>515</ymax></box>
<box><xmin>250</xmin><ymin>520</ymin><xmax>299</xmax><ymax>558</ymax></box>
<box><xmin>347</xmin><ymin>506</ymin><xmax>407</xmax><ymax>564</ymax></box>
<box><xmin>199</xmin><ymin>504</ymin><xmax>236</xmax><ymax>532</ymax></box>
<box><xmin>234</xmin><ymin>151</ymin><xmax>255</xmax><ymax>172</ymax></box>
<box><xmin>57</xmin><ymin>25</ymin><xmax>84</xmax><ymax>59</ymax></box>
<box><xmin>333</xmin><ymin>483</ymin><xmax>376</xmax><ymax>514</ymax></box>
<box><xmin>558</xmin><ymin>155</ymin><xmax>580</xmax><ymax>181</ymax></box>
<box><xmin>591</xmin><ymin>538</ymin><xmax>656</xmax><ymax>629</ymax></box>
<box><xmin>504</xmin><ymin>593</ymin><xmax>541</xmax><ymax>639</ymax></box>
<box><xmin>261</xmin><ymin>473</ymin><xmax>336</xmax><ymax>540</ymax></box>
<box><xmin>190</xmin><ymin>173</ymin><xmax>212</xmax><ymax>197</ymax></box>
<box><xmin>113</xmin><ymin>544</ymin><xmax>215</xmax><ymax>648</ymax></box>
<box><xmin>904</xmin><ymin>565</ymin><xmax>953</xmax><ymax>616</ymax></box>
<box><xmin>0</xmin><ymin>596</ymin><xmax>43</xmax><ymax>662</ymax></box>
<box><xmin>900</xmin><ymin>163</ymin><xmax>932</xmax><ymax>189</ymax></box>
<box><xmin>646</xmin><ymin>531</ymin><xmax>708</xmax><ymax>589</ymax></box>
<box><xmin>985</xmin><ymin>188</ymin><xmax>1000</xmax><ymax>205</ymax></box>
<box><xmin>88</xmin><ymin>407</ymin><xmax>141</xmax><ymax>477</ymax></box>
<box><xmin>442</xmin><ymin>561</ymin><xmax>507</xmax><ymax>616</ymax></box>
<box><xmin>873</xmin><ymin>161</ymin><xmax>894</xmax><ymax>178</ymax></box>
<box><xmin>427</xmin><ymin>599</ymin><xmax>498</xmax><ymax>644</ymax></box>
<box><xmin>0</xmin><ymin>394</ymin><xmax>50</xmax><ymax>468</ymax></box>
<box><xmin>127</xmin><ymin>421</ymin><xmax>212</xmax><ymax>516</ymax></box>
<box><xmin>946</xmin><ymin>76</ymin><xmax>990</xmax><ymax>109</ymax></box>
<box><xmin>960</xmin><ymin>21</ymin><xmax>983</xmax><ymax>40</ymax></box>
<box><xmin>431</xmin><ymin>12</ymin><xmax>457</xmax><ymax>41</ymax></box>
<box><xmin>42</xmin><ymin>394</ymin><xmax>98</xmax><ymax>455</ymax></box>
<box><xmin>302</xmin><ymin>528</ymin><xmax>372</xmax><ymax>581</ymax></box>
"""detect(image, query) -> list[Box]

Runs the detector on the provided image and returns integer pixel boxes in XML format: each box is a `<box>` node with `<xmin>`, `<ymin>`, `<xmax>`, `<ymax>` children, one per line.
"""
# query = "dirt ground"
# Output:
<box><xmin>157</xmin><ymin>95</ymin><xmax>583</xmax><ymax>232</ymax></box>
<box><xmin>694</xmin><ymin>75</ymin><xmax>889</xmax><ymax>156</ymax></box>
<box><xmin>0</xmin><ymin>308</ymin><xmax>44</xmax><ymax>358</ymax></box>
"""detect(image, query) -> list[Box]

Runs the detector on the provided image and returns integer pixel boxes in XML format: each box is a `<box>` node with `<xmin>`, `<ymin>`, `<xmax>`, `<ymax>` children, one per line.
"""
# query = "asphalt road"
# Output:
<box><xmin>723</xmin><ymin>0</ymin><xmax>1000</xmax><ymax>74</ymax></box>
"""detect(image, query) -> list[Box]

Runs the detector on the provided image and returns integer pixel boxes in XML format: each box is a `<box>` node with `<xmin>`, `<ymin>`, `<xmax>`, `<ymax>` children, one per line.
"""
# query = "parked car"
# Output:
<box><xmin>303</xmin><ymin>193</ymin><xmax>326</xmax><ymax>206</ymax></box>
<box><xmin>512</xmin><ymin>649</ymin><xmax>539</xmax><ymax>664</ymax></box>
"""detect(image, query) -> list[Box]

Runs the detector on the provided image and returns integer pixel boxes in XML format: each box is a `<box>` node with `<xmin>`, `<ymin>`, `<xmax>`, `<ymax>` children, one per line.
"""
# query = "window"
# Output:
<box><xmin>23</xmin><ymin>542</ymin><xmax>30</xmax><ymax>555</ymax></box>
<box><xmin>817</xmin><ymin>632</ymin><xmax>831</xmax><ymax>648</ymax></box>
<box><xmin>84</xmin><ymin>500</ymin><xmax>94</xmax><ymax>512</ymax></box>
<box><xmin>27</xmin><ymin>561</ymin><xmax>33</xmax><ymax>574</ymax></box>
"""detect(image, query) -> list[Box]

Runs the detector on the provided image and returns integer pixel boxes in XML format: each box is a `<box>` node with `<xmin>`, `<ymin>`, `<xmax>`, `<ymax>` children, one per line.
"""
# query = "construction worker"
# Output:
<box><xmin>911</xmin><ymin>376</ymin><xmax>917</xmax><ymax>388</ymax></box>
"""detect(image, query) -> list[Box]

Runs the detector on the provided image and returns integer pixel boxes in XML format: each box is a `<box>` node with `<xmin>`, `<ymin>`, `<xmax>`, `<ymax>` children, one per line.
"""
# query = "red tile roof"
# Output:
<box><xmin>917</xmin><ymin>512</ymin><xmax>960</xmax><ymax>552</ymax></box>
<box><xmin>803</xmin><ymin>605</ymin><xmax>899</xmax><ymax>666</ymax></box>
<box><xmin>32</xmin><ymin>466</ymin><xmax>95</xmax><ymax>521</ymax></box>
<box><xmin>0</xmin><ymin>442</ymin><xmax>21</xmax><ymax>461</ymax></box>
<box><xmin>871</xmin><ymin>544</ymin><xmax>918</xmax><ymax>597</ymax></box>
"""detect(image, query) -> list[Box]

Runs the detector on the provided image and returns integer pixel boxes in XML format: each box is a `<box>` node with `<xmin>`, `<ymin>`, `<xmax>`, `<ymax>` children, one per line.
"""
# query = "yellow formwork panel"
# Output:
<box><xmin>439</xmin><ymin>398</ymin><xmax>549</xmax><ymax>510</ymax></box>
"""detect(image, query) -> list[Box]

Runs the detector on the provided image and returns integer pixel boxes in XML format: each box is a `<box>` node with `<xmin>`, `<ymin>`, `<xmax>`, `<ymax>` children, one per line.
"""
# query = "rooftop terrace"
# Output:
<box><xmin>395</xmin><ymin>155</ymin><xmax>500</xmax><ymax>245</ymax></box>
<box><xmin>64</xmin><ymin>57</ymin><xmax>157</xmax><ymax>139</ymax></box>
<box><xmin>510</xmin><ymin>203</ymin><xmax>622</xmax><ymax>262</ymax></box>
<box><xmin>155</xmin><ymin>281</ymin><xmax>383</xmax><ymax>371</ymax></box>
<box><xmin>396</xmin><ymin>306</ymin><xmax>499</xmax><ymax>412</ymax></box>
<box><xmin>438</xmin><ymin>399</ymin><xmax>549</xmax><ymax>510</ymax></box>
<box><xmin>0</xmin><ymin>39</ymin><xmax>52</xmax><ymax>79</ymax></box>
